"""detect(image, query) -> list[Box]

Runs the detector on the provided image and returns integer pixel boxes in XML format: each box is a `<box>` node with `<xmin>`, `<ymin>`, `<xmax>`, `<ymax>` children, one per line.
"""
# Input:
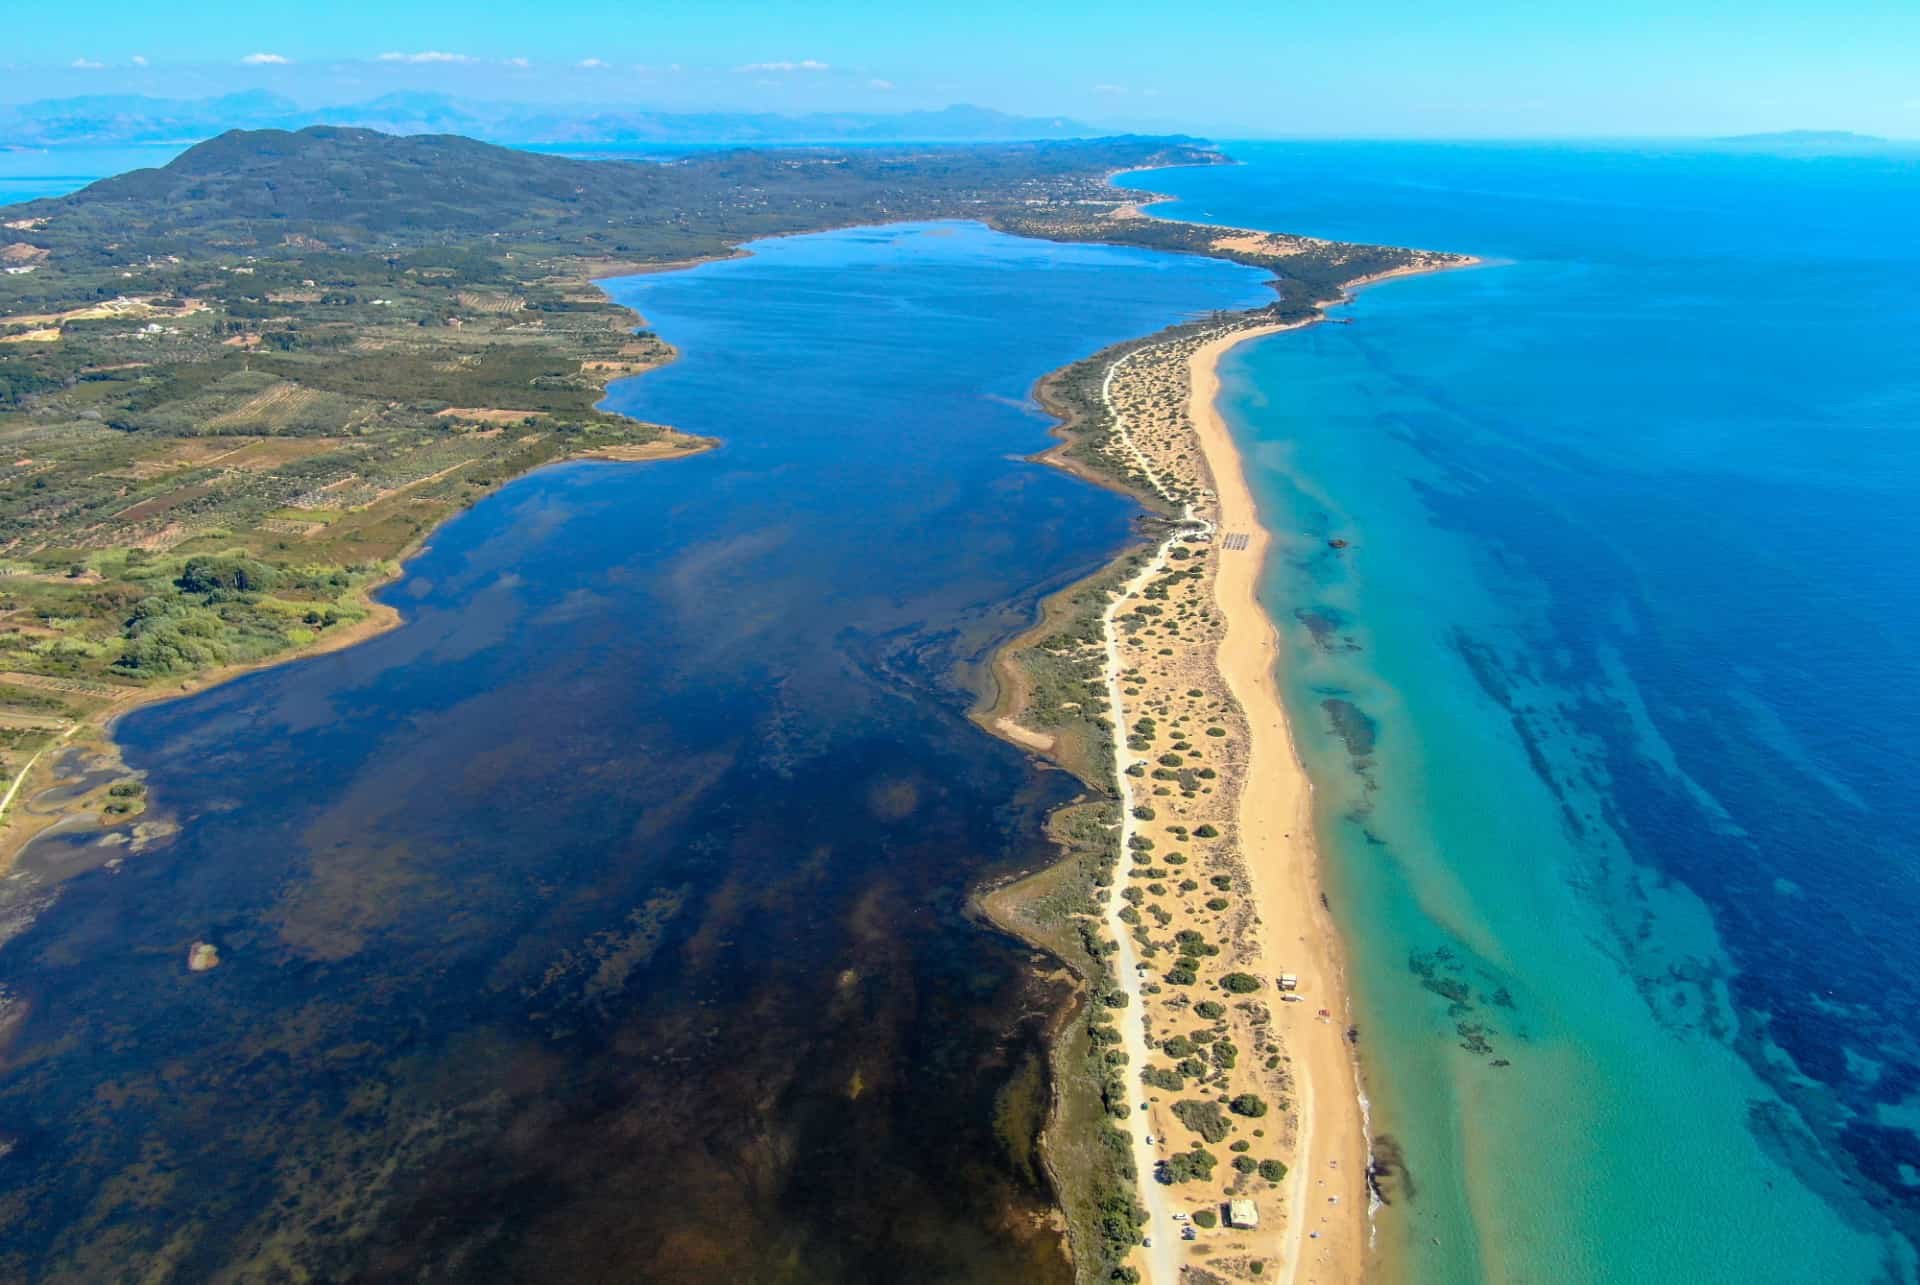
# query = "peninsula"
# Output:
<box><xmin>0</xmin><ymin>127</ymin><xmax>1469</xmax><ymax>1284</ymax></box>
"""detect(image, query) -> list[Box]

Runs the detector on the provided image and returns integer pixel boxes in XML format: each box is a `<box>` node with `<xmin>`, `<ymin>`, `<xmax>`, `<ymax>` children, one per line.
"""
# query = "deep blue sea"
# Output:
<box><xmin>1133</xmin><ymin>142</ymin><xmax>1920</xmax><ymax>1281</ymax></box>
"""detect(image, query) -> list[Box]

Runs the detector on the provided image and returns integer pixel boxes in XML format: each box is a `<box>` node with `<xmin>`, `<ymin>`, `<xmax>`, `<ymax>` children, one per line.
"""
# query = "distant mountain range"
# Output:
<box><xmin>1709</xmin><ymin>129</ymin><xmax>1911</xmax><ymax>154</ymax></box>
<box><xmin>0</xmin><ymin>92</ymin><xmax>1102</xmax><ymax>148</ymax></box>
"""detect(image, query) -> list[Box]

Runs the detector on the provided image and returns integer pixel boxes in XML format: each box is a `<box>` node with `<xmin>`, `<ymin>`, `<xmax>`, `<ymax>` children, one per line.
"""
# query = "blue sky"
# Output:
<box><xmin>6</xmin><ymin>0</ymin><xmax>1917</xmax><ymax>138</ymax></box>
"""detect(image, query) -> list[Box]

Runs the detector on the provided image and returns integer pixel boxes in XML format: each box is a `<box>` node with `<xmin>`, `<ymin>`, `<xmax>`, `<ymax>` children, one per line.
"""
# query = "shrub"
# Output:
<box><xmin>1259</xmin><ymin>1160</ymin><xmax>1287</xmax><ymax>1182</ymax></box>
<box><xmin>1142</xmin><ymin>1066</ymin><xmax>1184</xmax><ymax>1091</ymax></box>
<box><xmin>1193</xmin><ymin>1209</ymin><xmax>1218</xmax><ymax>1229</ymax></box>
<box><xmin>1221</xmin><ymin>972</ymin><xmax>1261</xmax><ymax>993</ymax></box>
<box><xmin>177</xmin><ymin>555</ymin><xmax>278</xmax><ymax>595</ymax></box>
<box><xmin>1154</xmin><ymin>1146</ymin><xmax>1218</xmax><ymax>1185</ymax></box>
<box><xmin>1229</xmin><ymin>1093</ymin><xmax>1269</xmax><ymax>1118</ymax></box>
<box><xmin>1172</xmin><ymin>1099</ymin><xmax>1231</xmax><ymax>1144</ymax></box>
<box><xmin>1195</xmin><ymin>1001</ymin><xmax>1225</xmax><ymax>1020</ymax></box>
<box><xmin>1194</xmin><ymin>824</ymin><xmax>1219</xmax><ymax>838</ymax></box>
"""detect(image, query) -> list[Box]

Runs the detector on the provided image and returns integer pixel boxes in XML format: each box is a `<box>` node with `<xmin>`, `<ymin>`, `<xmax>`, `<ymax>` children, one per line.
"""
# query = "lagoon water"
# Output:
<box><xmin>1136</xmin><ymin>143</ymin><xmax>1920</xmax><ymax>1282</ymax></box>
<box><xmin>0</xmin><ymin>218</ymin><xmax>1269</xmax><ymax>1278</ymax></box>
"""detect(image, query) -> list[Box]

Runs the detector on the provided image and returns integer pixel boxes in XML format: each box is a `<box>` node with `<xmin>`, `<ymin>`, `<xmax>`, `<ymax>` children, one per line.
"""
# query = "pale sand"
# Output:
<box><xmin>1190</xmin><ymin>326</ymin><xmax>1371</xmax><ymax>1284</ymax></box>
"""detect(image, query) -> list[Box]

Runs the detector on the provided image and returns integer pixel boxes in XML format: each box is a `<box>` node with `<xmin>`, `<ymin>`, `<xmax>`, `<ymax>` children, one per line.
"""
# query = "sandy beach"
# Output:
<box><xmin>1003</xmin><ymin>314</ymin><xmax>1378</xmax><ymax>1285</ymax></box>
<box><xmin>1189</xmin><ymin>326</ymin><xmax>1371</xmax><ymax>1282</ymax></box>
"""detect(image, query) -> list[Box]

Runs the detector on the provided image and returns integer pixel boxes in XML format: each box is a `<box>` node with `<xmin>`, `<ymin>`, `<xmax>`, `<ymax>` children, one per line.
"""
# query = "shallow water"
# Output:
<box><xmin>0</xmin><ymin>221</ymin><xmax>1269</xmax><ymax>1279</ymax></box>
<box><xmin>1136</xmin><ymin>142</ymin><xmax>1920</xmax><ymax>1282</ymax></box>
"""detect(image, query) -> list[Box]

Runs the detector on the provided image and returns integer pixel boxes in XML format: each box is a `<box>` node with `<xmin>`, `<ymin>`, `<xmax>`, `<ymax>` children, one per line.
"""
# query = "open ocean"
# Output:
<box><xmin>1135</xmin><ymin>142</ymin><xmax>1920</xmax><ymax>1282</ymax></box>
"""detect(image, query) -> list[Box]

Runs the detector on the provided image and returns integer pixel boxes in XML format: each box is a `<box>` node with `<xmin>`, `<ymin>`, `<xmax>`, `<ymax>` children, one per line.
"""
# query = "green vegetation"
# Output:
<box><xmin>1222</xmin><ymin>972</ymin><xmax>1262</xmax><ymax>994</ymax></box>
<box><xmin>1171</xmin><ymin>1099</ymin><xmax>1232</xmax><ymax>1144</ymax></box>
<box><xmin>1192</xmin><ymin>1209</ymin><xmax>1218</xmax><ymax>1229</ymax></box>
<box><xmin>1142</xmin><ymin>1066</ymin><xmax>1184</xmax><ymax>1092</ymax></box>
<box><xmin>1154</xmin><ymin>1146</ymin><xmax>1218</xmax><ymax>1185</ymax></box>
<box><xmin>1229</xmin><ymin>1093</ymin><xmax>1269</xmax><ymax>1118</ymax></box>
<box><xmin>1258</xmin><ymin>1159</ymin><xmax>1287</xmax><ymax>1182</ymax></box>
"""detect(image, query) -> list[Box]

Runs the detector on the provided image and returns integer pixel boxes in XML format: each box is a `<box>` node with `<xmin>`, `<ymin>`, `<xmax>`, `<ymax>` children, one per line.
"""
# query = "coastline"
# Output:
<box><xmin>0</xmin><ymin>263</ymin><xmax>716</xmax><ymax>878</ymax></box>
<box><xmin>1188</xmin><ymin>325</ymin><xmax>1371</xmax><ymax>1280</ymax></box>
<box><xmin>981</xmin><ymin>236</ymin><xmax>1474</xmax><ymax>1282</ymax></box>
<box><xmin>7</xmin><ymin>166</ymin><xmax>1461</xmax><ymax>1281</ymax></box>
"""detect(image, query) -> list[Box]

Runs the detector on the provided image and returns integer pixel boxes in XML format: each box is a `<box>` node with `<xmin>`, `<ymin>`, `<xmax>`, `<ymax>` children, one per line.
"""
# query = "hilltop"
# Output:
<box><xmin>9</xmin><ymin>126</ymin><xmax>1216</xmax><ymax>264</ymax></box>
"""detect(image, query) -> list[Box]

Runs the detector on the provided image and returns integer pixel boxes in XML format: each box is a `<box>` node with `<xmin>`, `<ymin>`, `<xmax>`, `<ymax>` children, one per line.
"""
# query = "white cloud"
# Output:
<box><xmin>242</xmin><ymin>52</ymin><xmax>292</xmax><ymax>65</ymax></box>
<box><xmin>376</xmin><ymin>51</ymin><xmax>474</xmax><ymax>64</ymax></box>
<box><xmin>1092</xmin><ymin>83</ymin><xmax>1127</xmax><ymax>95</ymax></box>
<box><xmin>70</xmin><ymin>57</ymin><xmax>105</xmax><ymax>70</ymax></box>
<box><xmin>505</xmin><ymin>57</ymin><xmax>531</xmax><ymax>69</ymax></box>
<box><xmin>736</xmin><ymin>59</ymin><xmax>830</xmax><ymax>73</ymax></box>
<box><xmin>869</xmin><ymin>78</ymin><xmax>895</xmax><ymax>91</ymax></box>
<box><xmin>577</xmin><ymin>58</ymin><xmax>608</xmax><ymax>69</ymax></box>
<box><xmin>131</xmin><ymin>55</ymin><xmax>148</xmax><ymax>67</ymax></box>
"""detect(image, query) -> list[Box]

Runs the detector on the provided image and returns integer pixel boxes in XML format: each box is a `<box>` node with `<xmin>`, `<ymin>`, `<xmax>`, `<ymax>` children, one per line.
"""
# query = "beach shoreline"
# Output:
<box><xmin>1188</xmin><ymin>324</ymin><xmax>1372</xmax><ymax>1281</ymax></box>
<box><xmin>981</xmin><ymin>225</ymin><xmax>1473</xmax><ymax>1281</ymax></box>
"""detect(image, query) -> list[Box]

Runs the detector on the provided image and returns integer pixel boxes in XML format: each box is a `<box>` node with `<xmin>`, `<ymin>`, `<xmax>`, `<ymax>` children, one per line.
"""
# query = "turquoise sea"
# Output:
<box><xmin>1134</xmin><ymin>142</ymin><xmax>1920</xmax><ymax>1282</ymax></box>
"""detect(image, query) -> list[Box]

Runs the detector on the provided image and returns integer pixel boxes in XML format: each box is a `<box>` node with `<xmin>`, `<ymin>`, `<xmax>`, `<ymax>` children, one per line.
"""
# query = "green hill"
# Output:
<box><xmin>15</xmin><ymin>126</ymin><xmax>1218</xmax><ymax>263</ymax></box>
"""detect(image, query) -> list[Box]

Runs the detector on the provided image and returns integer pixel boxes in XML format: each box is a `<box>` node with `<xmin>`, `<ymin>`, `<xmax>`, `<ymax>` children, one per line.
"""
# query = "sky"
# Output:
<box><xmin>4</xmin><ymin>0</ymin><xmax>1918</xmax><ymax>139</ymax></box>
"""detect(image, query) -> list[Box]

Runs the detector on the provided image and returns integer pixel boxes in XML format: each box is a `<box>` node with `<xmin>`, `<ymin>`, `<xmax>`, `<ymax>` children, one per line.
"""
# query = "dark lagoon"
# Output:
<box><xmin>0</xmin><ymin>222</ymin><xmax>1268</xmax><ymax>1280</ymax></box>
